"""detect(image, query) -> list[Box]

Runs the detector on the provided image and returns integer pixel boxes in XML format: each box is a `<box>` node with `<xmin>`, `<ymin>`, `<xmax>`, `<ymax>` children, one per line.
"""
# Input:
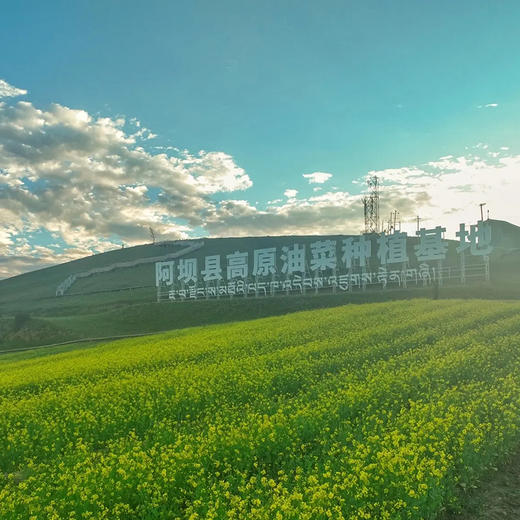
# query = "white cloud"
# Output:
<box><xmin>365</xmin><ymin>150</ymin><xmax>520</xmax><ymax>235</ymax></box>
<box><xmin>477</xmin><ymin>103</ymin><xmax>498</xmax><ymax>109</ymax></box>
<box><xmin>284</xmin><ymin>189</ymin><xmax>298</xmax><ymax>198</ymax></box>
<box><xmin>0</xmin><ymin>244</ymin><xmax>95</xmax><ymax>279</ymax></box>
<box><xmin>205</xmin><ymin>190</ymin><xmax>364</xmax><ymax>237</ymax></box>
<box><xmin>0</xmin><ymin>79</ymin><xmax>27</xmax><ymax>98</ymax></box>
<box><xmin>206</xmin><ymin>147</ymin><xmax>520</xmax><ymax>239</ymax></box>
<box><xmin>0</xmin><ymin>94</ymin><xmax>252</xmax><ymax>277</ymax></box>
<box><xmin>0</xmin><ymin>228</ymin><xmax>13</xmax><ymax>248</ymax></box>
<box><xmin>303</xmin><ymin>171</ymin><xmax>333</xmax><ymax>184</ymax></box>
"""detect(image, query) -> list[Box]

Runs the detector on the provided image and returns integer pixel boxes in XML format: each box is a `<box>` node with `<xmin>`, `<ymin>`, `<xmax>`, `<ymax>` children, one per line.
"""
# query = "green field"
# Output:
<box><xmin>1</xmin><ymin>299</ymin><xmax>520</xmax><ymax>519</ymax></box>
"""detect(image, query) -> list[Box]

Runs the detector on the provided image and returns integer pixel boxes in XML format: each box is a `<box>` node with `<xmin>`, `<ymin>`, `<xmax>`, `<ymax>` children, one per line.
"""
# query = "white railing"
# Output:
<box><xmin>56</xmin><ymin>240</ymin><xmax>204</xmax><ymax>296</ymax></box>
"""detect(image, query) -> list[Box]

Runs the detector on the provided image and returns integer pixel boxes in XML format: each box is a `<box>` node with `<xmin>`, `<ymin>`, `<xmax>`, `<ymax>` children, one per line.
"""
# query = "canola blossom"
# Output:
<box><xmin>1</xmin><ymin>299</ymin><xmax>520</xmax><ymax>519</ymax></box>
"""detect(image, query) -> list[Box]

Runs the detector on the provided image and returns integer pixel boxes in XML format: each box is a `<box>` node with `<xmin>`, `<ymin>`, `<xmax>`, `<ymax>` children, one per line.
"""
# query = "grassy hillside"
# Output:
<box><xmin>0</xmin><ymin>221</ymin><xmax>518</xmax><ymax>351</ymax></box>
<box><xmin>1</xmin><ymin>219</ymin><xmax>519</xmax><ymax>318</ymax></box>
<box><xmin>1</xmin><ymin>299</ymin><xmax>520</xmax><ymax>519</ymax></box>
<box><xmin>1</xmin><ymin>283</ymin><xmax>518</xmax><ymax>351</ymax></box>
<box><xmin>0</xmin><ymin>242</ymin><xmax>184</xmax><ymax>314</ymax></box>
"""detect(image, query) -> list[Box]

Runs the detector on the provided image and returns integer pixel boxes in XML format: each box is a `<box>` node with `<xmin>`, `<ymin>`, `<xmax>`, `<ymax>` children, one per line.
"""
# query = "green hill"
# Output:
<box><xmin>1</xmin><ymin>220</ymin><xmax>519</xmax><ymax>350</ymax></box>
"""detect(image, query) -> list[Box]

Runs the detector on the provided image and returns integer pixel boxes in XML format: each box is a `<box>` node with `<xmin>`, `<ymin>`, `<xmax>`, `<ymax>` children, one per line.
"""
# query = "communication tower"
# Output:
<box><xmin>363</xmin><ymin>175</ymin><xmax>380</xmax><ymax>233</ymax></box>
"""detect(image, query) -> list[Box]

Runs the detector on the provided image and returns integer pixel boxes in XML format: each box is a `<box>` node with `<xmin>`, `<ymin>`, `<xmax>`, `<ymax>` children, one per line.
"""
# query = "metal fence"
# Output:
<box><xmin>157</xmin><ymin>261</ymin><xmax>489</xmax><ymax>302</ymax></box>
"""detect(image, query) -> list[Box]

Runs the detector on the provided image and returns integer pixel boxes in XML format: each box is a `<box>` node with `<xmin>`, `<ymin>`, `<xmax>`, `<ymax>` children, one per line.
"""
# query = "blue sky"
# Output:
<box><xmin>1</xmin><ymin>1</ymin><xmax>520</xmax><ymax>277</ymax></box>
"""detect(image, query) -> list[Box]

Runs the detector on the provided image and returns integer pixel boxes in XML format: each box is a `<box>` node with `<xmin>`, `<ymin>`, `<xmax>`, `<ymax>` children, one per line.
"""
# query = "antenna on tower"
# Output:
<box><xmin>363</xmin><ymin>175</ymin><xmax>380</xmax><ymax>233</ymax></box>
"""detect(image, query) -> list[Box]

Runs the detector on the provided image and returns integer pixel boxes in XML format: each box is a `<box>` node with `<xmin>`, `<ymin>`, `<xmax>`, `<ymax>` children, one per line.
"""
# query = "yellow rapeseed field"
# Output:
<box><xmin>1</xmin><ymin>299</ymin><xmax>520</xmax><ymax>519</ymax></box>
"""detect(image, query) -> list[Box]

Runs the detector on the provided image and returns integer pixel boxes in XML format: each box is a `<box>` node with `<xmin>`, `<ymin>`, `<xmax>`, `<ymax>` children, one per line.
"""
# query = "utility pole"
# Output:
<box><xmin>479</xmin><ymin>203</ymin><xmax>486</xmax><ymax>222</ymax></box>
<box><xmin>393</xmin><ymin>210</ymin><xmax>399</xmax><ymax>232</ymax></box>
<box><xmin>387</xmin><ymin>210</ymin><xmax>399</xmax><ymax>234</ymax></box>
<box><xmin>149</xmin><ymin>227</ymin><xmax>156</xmax><ymax>244</ymax></box>
<box><xmin>416</xmin><ymin>215</ymin><xmax>421</xmax><ymax>232</ymax></box>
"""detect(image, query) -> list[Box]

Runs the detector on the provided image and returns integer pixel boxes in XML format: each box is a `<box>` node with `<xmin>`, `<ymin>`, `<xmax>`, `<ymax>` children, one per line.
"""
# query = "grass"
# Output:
<box><xmin>2</xmin><ymin>281</ymin><xmax>520</xmax><ymax>351</ymax></box>
<box><xmin>2</xmin><ymin>299</ymin><xmax>520</xmax><ymax>519</ymax></box>
<box><xmin>1</xmin><ymin>281</ymin><xmax>515</xmax><ymax>349</ymax></box>
<box><xmin>0</xmin><ymin>340</ymin><xmax>103</xmax><ymax>362</ymax></box>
